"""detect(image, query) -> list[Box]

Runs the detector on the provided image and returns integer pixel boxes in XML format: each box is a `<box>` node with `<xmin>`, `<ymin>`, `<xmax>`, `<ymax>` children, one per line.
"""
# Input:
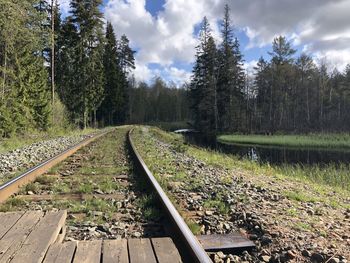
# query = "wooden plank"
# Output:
<box><xmin>10</xmin><ymin>210</ymin><xmax>67</xmax><ymax>263</ymax></box>
<box><xmin>16</xmin><ymin>193</ymin><xmax>125</xmax><ymax>201</ymax></box>
<box><xmin>0</xmin><ymin>212</ymin><xmax>24</xmax><ymax>239</ymax></box>
<box><xmin>197</xmin><ymin>233</ymin><xmax>255</xmax><ymax>251</ymax></box>
<box><xmin>55</xmin><ymin>241</ymin><xmax>77</xmax><ymax>263</ymax></box>
<box><xmin>43</xmin><ymin>243</ymin><xmax>62</xmax><ymax>263</ymax></box>
<box><xmin>73</xmin><ymin>240</ymin><xmax>102</xmax><ymax>263</ymax></box>
<box><xmin>151</xmin><ymin>237</ymin><xmax>182</xmax><ymax>263</ymax></box>
<box><xmin>103</xmin><ymin>239</ymin><xmax>128</xmax><ymax>263</ymax></box>
<box><xmin>128</xmin><ymin>239</ymin><xmax>157</xmax><ymax>263</ymax></box>
<box><xmin>0</xmin><ymin>211</ymin><xmax>43</xmax><ymax>262</ymax></box>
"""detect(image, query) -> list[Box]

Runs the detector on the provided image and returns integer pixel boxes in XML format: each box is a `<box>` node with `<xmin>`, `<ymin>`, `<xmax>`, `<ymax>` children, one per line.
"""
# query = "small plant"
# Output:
<box><xmin>0</xmin><ymin>198</ymin><xmax>26</xmax><ymax>212</ymax></box>
<box><xmin>24</xmin><ymin>182</ymin><xmax>39</xmax><ymax>193</ymax></box>
<box><xmin>144</xmin><ymin>207</ymin><xmax>161</xmax><ymax>221</ymax></box>
<box><xmin>203</xmin><ymin>199</ymin><xmax>230</xmax><ymax>215</ymax></box>
<box><xmin>77</xmin><ymin>182</ymin><xmax>94</xmax><ymax>194</ymax></box>
<box><xmin>186</xmin><ymin>220</ymin><xmax>202</xmax><ymax>235</ymax></box>
<box><xmin>293</xmin><ymin>222</ymin><xmax>312</xmax><ymax>231</ymax></box>
<box><xmin>35</xmin><ymin>175</ymin><xmax>56</xmax><ymax>185</ymax></box>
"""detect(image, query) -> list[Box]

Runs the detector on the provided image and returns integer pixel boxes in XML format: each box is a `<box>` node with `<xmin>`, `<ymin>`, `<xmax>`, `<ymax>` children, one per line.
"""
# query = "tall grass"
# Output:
<box><xmin>218</xmin><ymin>134</ymin><xmax>350</xmax><ymax>149</ymax></box>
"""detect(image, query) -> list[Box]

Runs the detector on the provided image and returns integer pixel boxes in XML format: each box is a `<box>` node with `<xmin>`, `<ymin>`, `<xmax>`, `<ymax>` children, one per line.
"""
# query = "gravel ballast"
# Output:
<box><xmin>0</xmin><ymin>134</ymin><xmax>93</xmax><ymax>183</ymax></box>
<box><xmin>132</xmin><ymin>127</ymin><xmax>350</xmax><ymax>263</ymax></box>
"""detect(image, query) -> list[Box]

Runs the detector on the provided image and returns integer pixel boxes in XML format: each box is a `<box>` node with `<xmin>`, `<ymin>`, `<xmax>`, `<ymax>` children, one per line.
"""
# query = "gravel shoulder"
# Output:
<box><xmin>132</xmin><ymin>126</ymin><xmax>350</xmax><ymax>263</ymax></box>
<box><xmin>0</xmin><ymin>130</ymin><xmax>99</xmax><ymax>184</ymax></box>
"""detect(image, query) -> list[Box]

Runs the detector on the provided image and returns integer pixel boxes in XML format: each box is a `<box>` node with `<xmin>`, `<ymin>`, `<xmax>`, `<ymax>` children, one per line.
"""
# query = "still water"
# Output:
<box><xmin>183</xmin><ymin>133</ymin><xmax>350</xmax><ymax>166</ymax></box>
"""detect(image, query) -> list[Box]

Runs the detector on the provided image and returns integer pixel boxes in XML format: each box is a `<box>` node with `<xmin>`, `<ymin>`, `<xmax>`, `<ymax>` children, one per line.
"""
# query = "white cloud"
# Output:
<box><xmin>243</xmin><ymin>60</ymin><xmax>258</xmax><ymax>74</ymax></box>
<box><xmin>57</xmin><ymin>0</ymin><xmax>70</xmax><ymax>15</ymax></box>
<box><xmin>104</xmin><ymin>0</ymin><xmax>350</xmax><ymax>82</ymax></box>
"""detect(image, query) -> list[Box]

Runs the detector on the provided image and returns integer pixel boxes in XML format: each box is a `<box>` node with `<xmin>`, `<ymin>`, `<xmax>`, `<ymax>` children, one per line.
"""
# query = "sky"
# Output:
<box><xmin>58</xmin><ymin>0</ymin><xmax>350</xmax><ymax>85</ymax></box>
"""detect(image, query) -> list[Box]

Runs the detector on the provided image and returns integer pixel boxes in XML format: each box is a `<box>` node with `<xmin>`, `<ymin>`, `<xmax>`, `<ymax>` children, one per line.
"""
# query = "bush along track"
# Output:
<box><xmin>131</xmin><ymin>126</ymin><xmax>350</xmax><ymax>263</ymax></box>
<box><xmin>0</xmin><ymin>127</ymin><xmax>165</xmax><ymax>240</ymax></box>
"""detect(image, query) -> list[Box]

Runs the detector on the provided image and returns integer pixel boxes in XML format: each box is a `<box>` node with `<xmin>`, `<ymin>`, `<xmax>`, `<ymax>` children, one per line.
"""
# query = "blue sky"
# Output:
<box><xmin>59</xmin><ymin>0</ymin><xmax>350</xmax><ymax>84</ymax></box>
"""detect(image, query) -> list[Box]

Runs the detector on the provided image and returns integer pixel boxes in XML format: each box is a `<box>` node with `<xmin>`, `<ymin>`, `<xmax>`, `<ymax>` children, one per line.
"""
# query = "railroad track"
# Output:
<box><xmin>0</xmin><ymin>126</ymin><xmax>213</xmax><ymax>262</ymax></box>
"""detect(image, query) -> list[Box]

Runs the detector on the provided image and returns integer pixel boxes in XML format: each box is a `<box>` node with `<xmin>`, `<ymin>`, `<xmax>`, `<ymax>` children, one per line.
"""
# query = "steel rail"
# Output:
<box><xmin>0</xmin><ymin>130</ymin><xmax>111</xmax><ymax>203</ymax></box>
<box><xmin>128</xmin><ymin>129</ymin><xmax>212</xmax><ymax>263</ymax></box>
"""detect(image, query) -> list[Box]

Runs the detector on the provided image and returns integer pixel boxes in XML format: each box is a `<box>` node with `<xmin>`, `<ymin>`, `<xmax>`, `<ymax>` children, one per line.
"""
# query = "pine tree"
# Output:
<box><xmin>217</xmin><ymin>4</ymin><xmax>245</xmax><ymax>132</ymax></box>
<box><xmin>190</xmin><ymin>17</ymin><xmax>218</xmax><ymax>139</ymax></box>
<box><xmin>117</xmin><ymin>34</ymin><xmax>135</xmax><ymax>123</ymax></box>
<box><xmin>98</xmin><ymin>22</ymin><xmax>121</xmax><ymax>125</ymax></box>
<box><xmin>0</xmin><ymin>0</ymin><xmax>50</xmax><ymax>136</ymax></box>
<box><xmin>58</xmin><ymin>0</ymin><xmax>105</xmax><ymax>128</ymax></box>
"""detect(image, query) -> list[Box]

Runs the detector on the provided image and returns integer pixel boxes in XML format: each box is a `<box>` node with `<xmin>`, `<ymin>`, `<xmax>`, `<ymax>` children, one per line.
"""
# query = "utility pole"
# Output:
<box><xmin>51</xmin><ymin>0</ymin><xmax>55</xmax><ymax>122</ymax></box>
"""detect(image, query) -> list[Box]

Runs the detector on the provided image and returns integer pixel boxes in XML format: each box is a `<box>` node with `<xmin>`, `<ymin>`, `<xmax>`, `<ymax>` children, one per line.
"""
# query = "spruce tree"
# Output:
<box><xmin>99</xmin><ymin>22</ymin><xmax>121</xmax><ymax>125</ymax></box>
<box><xmin>217</xmin><ymin>4</ymin><xmax>245</xmax><ymax>132</ymax></box>
<box><xmin>59</xmin><ymin>0</ymin><xmax>105</xmax><ymax>128</ymax></box>
<box><xmin>190</xmin><ymin>17</ymin><xmax>218</xmax><ymax>139</ymax></box>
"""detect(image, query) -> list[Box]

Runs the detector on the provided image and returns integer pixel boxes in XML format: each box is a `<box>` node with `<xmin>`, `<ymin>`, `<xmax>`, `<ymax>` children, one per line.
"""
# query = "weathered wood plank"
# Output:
<box><xmin>128</xmin><ymin>239</ymin><xmax>157</xmax><ymax>263</ymax></box>
<box><xmin>43</xmin><ymin>243</ymin><xmax>62</xmax><ymax>263</ymax></box>
<box><xmin>55</xmin><ymin>241</ymin><xmax>77</xmax><ymax>263</ymax></box>
<box><xmin>10</xmin><ymin>210</ymin><xmax>67</xmax><ymax>263</ymax></box>
<box><xmin>151</xmin><ymin>237</ymin><xmax>182</xmax><ymax>263</ymax></box>
<box><xmin>0</xmin><ymin>212</ymin><xmax>24</xmax><ymax>239</ymax></box>
<box><xmin>73</xmin><ymin>240</ymin><xmax>102</xmax><ymax>263</ymax></box>
<box><xmin>103</xmin><ymin>239</ymin><xmax>128</xmax><ymax>263</ymax></box>
<box><xmin>0</xmin><ymin>211</ymin><xmax>43</xmax><ymax>262</ymax></box>
<box><xmin>16</xmin><ymin>193</ymin><xmax>125</xmax><ymax>201</ymax></box>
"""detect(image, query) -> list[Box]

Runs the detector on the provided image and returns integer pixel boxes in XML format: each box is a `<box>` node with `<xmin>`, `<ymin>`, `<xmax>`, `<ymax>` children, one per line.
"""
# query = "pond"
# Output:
<box><xmin>183</xmin><ymin>133</ymin><xmax>350</xmax><ymax>166</ymax></box>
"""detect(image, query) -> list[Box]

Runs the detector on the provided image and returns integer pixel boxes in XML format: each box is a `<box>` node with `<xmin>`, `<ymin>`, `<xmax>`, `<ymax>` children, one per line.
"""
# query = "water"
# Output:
<box><xmin>183</xmin><ymin>133</ymin><xmax>350</xmax><ymax>166</ymax></box>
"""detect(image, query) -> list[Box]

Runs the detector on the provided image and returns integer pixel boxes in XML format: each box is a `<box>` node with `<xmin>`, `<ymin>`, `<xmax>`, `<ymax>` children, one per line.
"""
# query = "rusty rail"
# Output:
<box><xmin>128</xmin><ymin>129</ymin><xmax>212</xmax><ymax>263</ymax></box>
<box><xmin>0</xmin><ymin>130</ymin><xmax>111</xmax><ymax>203</ymax></box>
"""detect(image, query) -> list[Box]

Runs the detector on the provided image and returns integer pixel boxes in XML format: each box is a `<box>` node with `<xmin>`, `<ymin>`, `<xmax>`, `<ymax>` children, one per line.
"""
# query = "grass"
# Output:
<box><xmin>142</xmin><ymin>127</ymin><xmax>350</xmax><ymax>208</ymax></box>
<box><xmin>218</xmin><ymin>133</ymin><xmax>350</xmax><ymax>149</ymax></box>
<box><xmin>203</xmin><ymin>199</ymin><xmax>230</xmax><ymax>215</ymax></box>
<box><xmin>0</xmin><ymin>198</ymin><xmax>26</xmax><ymax>212</ymax></box>
<box><xmin>186</xmin><ymin>219</ymin><xmax>202</xmax><ymax>235</ymax></box>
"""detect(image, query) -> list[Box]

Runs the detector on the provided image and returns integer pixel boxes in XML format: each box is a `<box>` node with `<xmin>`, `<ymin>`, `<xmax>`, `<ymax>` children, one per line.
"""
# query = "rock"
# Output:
<box><xmin>302</xmin><ymin>250</ymin><xmax>312</xmax><ymax>257</ymax></box>
<box><xmin>261</xmin><ymin>234</ymin><xmax>273</xmax><ymax>245</ymax></box>
<box><xmin>205</xmin><ymin>210</ymin><xmax>214</xmax><ymax>216</ymax></box>
<box><xmin>132</xmin><ymin>232</ymin><xmax>141</xmax><ymax>238</ymax></box>
<box><xmin>311</xmin><ymin>253</ymin><xmax>324</xmax><ymax>262</ymax></box>
<box><xmin>217</xmin><ymin>251</ymin><xmax>226</xmax><ymax>259</ymax></box>
<box><xmin>260</xmin><ymin>255</ymin><xmax>271</xmax><ymax>262</ymax></box>
<box><xmin>27</xmin><ymin>191</ymin><xmax>34</xmax><ymax>195</ymax></box>
<box><xmin>91</xmin><ymin>211</ymin><xmax>103</xmax><ymax>216</ymax></box>
<box><xmin>287</xmin><ymin>250</ymin><xmax>297</xmax><ymax>259</ymax></box>
<box><xmin>94</xmin><ymin>189</ymin><xmax>104</xmax><ymax>194</ymax></box>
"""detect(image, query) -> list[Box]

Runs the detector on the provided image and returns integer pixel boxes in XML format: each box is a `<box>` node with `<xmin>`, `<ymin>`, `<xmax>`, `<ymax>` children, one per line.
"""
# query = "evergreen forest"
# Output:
<box><xmin>1</xmin><ymin>1</ymin><xmax>350</xmax><ymax>138</ymax></box>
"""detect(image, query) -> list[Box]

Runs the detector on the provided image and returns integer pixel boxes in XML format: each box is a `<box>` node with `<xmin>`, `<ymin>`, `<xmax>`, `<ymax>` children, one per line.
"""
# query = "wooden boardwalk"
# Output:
<box><xmin>0</xmin><ymin>211</ymin><xmax>182</xmax><ymax>263</ymax></box>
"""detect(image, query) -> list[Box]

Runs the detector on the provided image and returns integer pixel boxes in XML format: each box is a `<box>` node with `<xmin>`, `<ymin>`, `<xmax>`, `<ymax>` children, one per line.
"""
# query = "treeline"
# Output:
<box><xmin>190</xmin><ymin>5</ymin><xmax>350</xmax><ymax>136</ymax></box>
<box><xmin>0</xmin><ymin>0</ymin><xmax>52</xmax><ymax>136</ymax></box>
<box><xmin>0</xmin><ymin>0</ymin><xmax>135</xmax><ymax>137</ymax></box>
<box><xmin>55</xmin><ymin>0</ymin><xmax>134</xmax><ymax>128</ymax></box>
<box><xmin>250</xmin><ymin>40</ymin><xmax>350</xmax><ymax>133</ymax></box>
<box><xmin>129</xmin><ymin>77</ymin><xmax>189</xmax><ymax>124</ymax></box>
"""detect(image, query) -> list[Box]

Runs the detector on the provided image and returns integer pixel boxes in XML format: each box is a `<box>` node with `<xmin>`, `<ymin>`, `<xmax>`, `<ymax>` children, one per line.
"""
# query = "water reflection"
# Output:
<box><xmin>184</xmin><ymin>133</ymin><xmax>350</xmax><ymax>166</ymax></box>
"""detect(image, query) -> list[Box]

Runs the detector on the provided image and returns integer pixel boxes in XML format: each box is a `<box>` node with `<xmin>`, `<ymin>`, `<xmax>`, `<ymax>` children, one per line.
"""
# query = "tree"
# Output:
<box><xmin>190</xmin><ymin>17</ymin><xmax>218</xmax><ymax>139</ymax></box>
<box><xmin>0</xmin><ymin>0</ymin><xmax>50</xmax><ymax>136</ymax></box>
<box><xmin>217</xmin><ymin>4</ymin><xmax>245</xmax><ymax>132</ymax></box>
<box><xmin>98</xmin><ymin>22</ymin><xmax>121</xmax><ymax>125</ymax></box>
<box><xmin>58</xmin><ymin>0</ymin><xmax>105</xmax><ymax>128</ymax></box>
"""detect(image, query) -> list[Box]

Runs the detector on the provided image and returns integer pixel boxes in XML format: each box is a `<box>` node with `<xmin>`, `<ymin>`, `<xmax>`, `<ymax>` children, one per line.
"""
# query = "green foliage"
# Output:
<box><xmin>218</xmin><ymin>133</ymin><xmax>350</xmax><ymax>149</ymax></box>
<box><xmin>0</xmin><ymin>0</ymin><xmax>51</xmax><ymax>137</ymax></box>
